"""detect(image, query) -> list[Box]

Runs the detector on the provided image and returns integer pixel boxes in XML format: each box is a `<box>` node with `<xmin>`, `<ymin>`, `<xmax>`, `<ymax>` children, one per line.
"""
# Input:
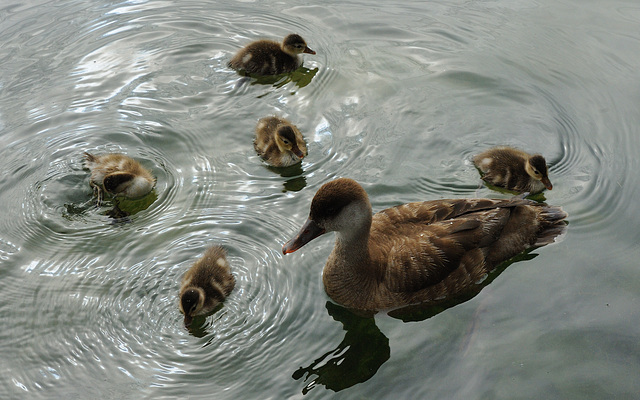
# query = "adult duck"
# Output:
<box><xmin>282</xmin><ymin>178</ymin><xmax>566</xmax><ymax>312</ymax></box>
<box><xmin>473</xmin><ymin>146</ymin><xmax>553</xmax><ymax>194</ymax></box>
<box><xmin>229</xmin><ymin>33</ymin><xmax>316</xmax><ymax>76</ymax></box>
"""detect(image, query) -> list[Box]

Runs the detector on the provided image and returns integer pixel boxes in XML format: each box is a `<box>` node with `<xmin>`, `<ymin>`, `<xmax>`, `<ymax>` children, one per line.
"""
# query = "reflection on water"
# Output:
<box><xmin>295</xmin><ymin>251</ymin><xmax>539</xmax><ymax>394</ymax></box>
<box><xmin>233</xmin><ymin>66</ymin><xmax>319</xmax><ymax>98</ymax></box>
<box><xmin>265</xmin><ymin>162</ymin><xmax>308</xmax><ymax>192</ymax></box>
<box><xmin>293</xmin><ymin>301</ymin><xmax>390</xmax><ymax>394</ymax></box>
<box><xmin>1</xmin><ymin>0</ymin><xmax>640</xmax><ymax>398</ymax></box>
<box><xmin>103</xmin><ymin>190</ymin><xmax>159</xmax><ymax>219</ymax></box>
<box><xmin>237</xmin><ymin>66</ymin><xmax>319</xmax><ymax>88</ymax></box>
<box><xmin>185</xmin><ymin>303</ymin><xmax>225</xmax><ymax>339</ymax></box>
<box><xmin>63</xmin><ymin>184</ymin><xmax>158</xmax><ymax>222</ymax></box>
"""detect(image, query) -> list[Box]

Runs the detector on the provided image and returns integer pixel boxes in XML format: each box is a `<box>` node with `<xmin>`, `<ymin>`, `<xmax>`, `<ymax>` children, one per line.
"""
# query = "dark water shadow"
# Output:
<box><xmin>185</xmin><ymin>315</ymin><xmax>209</xmax><ymax>338</ymax></box>
<box><xmin>64</xmin><ymin>189</ymin><xmax>157</xmax><ymax>223</ymax></box>
<box><xmin>234</xmin><ymin>66</ymin><xmax>319</xmax><ymax>94</ymax></box>
<box><xmin>184</xmin><ymin>303</ymin><xmax>226</xmax><ymax>339</ymax></box>
<box><xmin>265</xmin><ymin>163</ymin><xmax>307</xmax><ymax>192</ymax></box>
<box><xmin>293</xmin><ymin>251</ymin><xmax>540</xmax><ymax>394</ymax></box>
<box><xmin>292</xmin><ymin>301</ymin><xmax>389</xmax><ymax>394</ymax></box>
<box><xmin>104</xmin><ymin>191</ymin><xmax>158</xmax><ymax>223</ymax></box>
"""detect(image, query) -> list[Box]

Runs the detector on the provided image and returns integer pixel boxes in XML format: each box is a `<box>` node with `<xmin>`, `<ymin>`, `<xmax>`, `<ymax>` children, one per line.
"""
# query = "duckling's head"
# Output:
<box><xmin>283</xmin><ymin>178</ymin><xmax>371</xmax><ymax>254</ymax></box>
<box><xmin>179</xmin><ymin>287</ymin><xmax>205</xmax><ymax>327</ymax></box>
<box><xmin>525</xmin><ymin>155</ymin><xmax>553</xmax><ymax>190</ymax></box>
<box><xmin>103</xmin><ymin>172</ymin><xmax>155</xmax><ymax>198</ymax></box>
<box><xmin>282</xmin><ymin>34</ymin><xmax>316</xmax><ymax>56</ymax></box>
<box><xmin>276</xmin><ymin>126</ymin><xmax>305</xmax><ymax>158</ymax></box>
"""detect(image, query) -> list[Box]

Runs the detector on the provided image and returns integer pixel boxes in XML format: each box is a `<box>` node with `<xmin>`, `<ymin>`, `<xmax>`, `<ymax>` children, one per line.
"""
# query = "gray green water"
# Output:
<box><xmin>1</xmin><ymin>0</ymin><xmax>639</xmax><ymax>398</ymax></box>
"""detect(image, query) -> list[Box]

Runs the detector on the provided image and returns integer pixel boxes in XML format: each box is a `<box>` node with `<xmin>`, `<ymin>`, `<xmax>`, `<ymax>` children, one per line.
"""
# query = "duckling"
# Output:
<box><xmin>254</xmin><ymin>116</ymin><xmax>308</xmax><ymax>167</ymax></box>
<box><xmin>179</xmin><ymin>245</ymin><xmax>236</xmax><ymax>327</ymax></box>
<box><xmin>473</xmin><ymin>146</ymin><xmax>553</xmax><ymax>194</ymax></box>
<box><xmin>229</xmin><ymin>33</ymin><xmax>316</xmax><ymax>76</ymax></box>
<box><xmin>83</xmin><ymin>152</ymin><xmax>155</xmax><ymax>205</ymax></box>
<box><xmin>283</xmin><ymin>178</ymin><xmax>567</xmax><ymax>312</ymax></box>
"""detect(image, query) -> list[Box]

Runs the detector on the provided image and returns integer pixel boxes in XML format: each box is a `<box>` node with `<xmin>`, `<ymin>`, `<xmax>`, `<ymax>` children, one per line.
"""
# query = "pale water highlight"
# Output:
<box><xmin>1</xmin><ymin>0</ymin><xmax>639</xmax><ymax>399</ymax></box>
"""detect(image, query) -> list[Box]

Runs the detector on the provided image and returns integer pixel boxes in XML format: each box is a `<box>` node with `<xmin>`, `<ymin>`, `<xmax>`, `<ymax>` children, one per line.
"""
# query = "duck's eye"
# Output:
<box><xmin>283</xmin><ymin>139</ymin><xmax>290</xmax><ymax>145</ymax></box>
<box><xmin>190</xmin><ymin>305</ymin><xmax>197</xmax><ymax>314</ymax></box>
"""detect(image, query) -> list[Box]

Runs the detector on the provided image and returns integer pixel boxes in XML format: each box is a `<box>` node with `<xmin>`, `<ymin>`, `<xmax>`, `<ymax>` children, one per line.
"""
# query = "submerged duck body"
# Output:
<box><xmin>283</xmin><ymin>178</ymin><xmax>567</xmax><ymax>312</ymax></box>
<box><xmin>179</xmin><ymin>245</ymin><xmax>236</xmax><ymax>327</ymax></box>
<box><xmin>254</xmin><ymin>116</ymin><xmax>307</xmax><ymax>167</ymax></box>
<box><xmin>84</xmin><ymin>152</ymin><xmax>155</xmax><ymax>203</ymax></box>
<box><xmin>473</xmin><ymin>146</ymin><xmax>553</xmax><ymax>194</ymax></box>
<box><xmin>228</xmin><ymin>33</ymin><xmax>316</xmax><ymax>76</ymax></box>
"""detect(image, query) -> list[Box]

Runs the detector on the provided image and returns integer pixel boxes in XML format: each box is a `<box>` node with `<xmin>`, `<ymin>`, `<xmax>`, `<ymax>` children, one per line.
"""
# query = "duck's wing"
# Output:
<box><xmin>375</xmin><ymin>197</ymin><xmax>523</xmax><ymax>226</ymax></box>
<box><xmin>372</xmin><ymin>201</ymin><xmax>516</xmax><ymax>294</ymax></box>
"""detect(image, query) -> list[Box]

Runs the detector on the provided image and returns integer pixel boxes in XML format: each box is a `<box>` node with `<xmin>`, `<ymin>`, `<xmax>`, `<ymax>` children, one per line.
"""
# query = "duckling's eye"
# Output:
<box><xmin>283</xmin><ymin>139</ymin><xmax>290</xmax><ymax>145</ymax></box>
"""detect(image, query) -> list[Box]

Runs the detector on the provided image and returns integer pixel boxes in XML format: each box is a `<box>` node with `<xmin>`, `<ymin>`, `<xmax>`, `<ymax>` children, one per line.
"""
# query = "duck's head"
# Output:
<box><xmin>179</xmin><ymin>287</ymin><xmax>206</xmax><ymax>327</ymax></box>
<box><xmin>103</xmin><ymin>172</ymin><xmax>155</xmax><ymax>198</ymax></box>
<box><xmin>525</xmin><ymin>155</ymin><xmax>553</xmax><ymax>190</ymax></box>
<box><xmin>276</xmin><ymin>126</ymin><xmax>305</xmax><ymax>158</ymax></box>
<box><xmin>283</xmin><ymin>178</ymin><xmax>372</xmax><ymax>254</ymax></box>
<box><xmin>282</xmin><ymin>34</ymin><xmax>316</xmax><ymax>56</ymax></box>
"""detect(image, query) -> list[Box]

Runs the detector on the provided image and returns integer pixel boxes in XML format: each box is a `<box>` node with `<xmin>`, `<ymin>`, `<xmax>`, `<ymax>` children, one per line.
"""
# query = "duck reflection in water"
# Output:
<box><xmin>266</xmin><ymin>163</ymin><xmax>307</xmax><ymax>193</ymax></box>
<box><xmin>105</xmin><ymin>191</ymin><xmax>158</xmax><ymax>223</ymax></box>
<box><xmin>293</xmin><ymin>301</ymin><xmax>389</xmax><ymax>394</ymax></box>
<box><xmin>233</xmin><ymin>66</ymin><xmax>319</xmax><ymax>93</ymax></box>
<box><xmin>293</xmin><ymin>252</ymin><xmax>537</xmax><ymax>394</ymax></box>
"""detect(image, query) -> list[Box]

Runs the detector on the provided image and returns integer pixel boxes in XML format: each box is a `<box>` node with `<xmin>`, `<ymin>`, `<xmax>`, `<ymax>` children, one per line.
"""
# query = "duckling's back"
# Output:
<box><xmin>473</xmin><ymin>147</ymin><xmax>540</xmax><ymax>193</ymax></box>
<box><xmin>229</xmin><ymin>40</ymin><xmax>299</xmax><ymax>75</ymax></box>
<box><xmin>84</xmin><ymin>153</ymin><xmax>150</xmax><ymax>178</ymax></box>
<box><xmin>183</xmin><ymin>246</ymin><xmax>235</xmax><ymax>299</ymax></box>
<box><xmin>473</xmin><ymin>147</ymin><xmax>528</xmax><ymax>170</ymax></box>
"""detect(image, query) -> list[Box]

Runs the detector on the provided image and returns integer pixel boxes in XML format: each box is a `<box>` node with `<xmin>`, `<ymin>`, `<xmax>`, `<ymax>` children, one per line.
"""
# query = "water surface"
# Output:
<box><xmin>1</xmin><ymin>0</ymin><xmax>639</xmax><ymax>399</ymax></box>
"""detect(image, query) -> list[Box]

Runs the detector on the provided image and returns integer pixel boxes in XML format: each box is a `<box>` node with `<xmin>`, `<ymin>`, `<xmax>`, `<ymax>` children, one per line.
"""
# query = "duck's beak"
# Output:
<box><xmin>283</xmin><ymin>218</ymin><xmax>325</xmax><ymax>254</ymax></box>
<box><xmin>303</xmin><ymin>46</ymin><xmax>316</xmax><ymax>55</ymax></box>
<box><xmin>184</xmin><ymin>315</ymin><xmax>193</xmax><ymax>328</ymax></box>
<box><xmin>542</xmin><ymin>177</ymin><xmax>553</xmax><ymax>190</ymax></box>
<box><xmin>291</xmin><ymin>145</ymin><xmax>305</xmax><ymax>159</ymax></box>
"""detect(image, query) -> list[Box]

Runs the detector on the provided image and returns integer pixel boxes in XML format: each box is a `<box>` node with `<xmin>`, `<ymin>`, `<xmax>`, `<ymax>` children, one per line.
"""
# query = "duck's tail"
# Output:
<box><xmin>534</xmin><ymin>205</ymin><xmax>568</xmax><ymax>247</ymax></box>
<box><xmin>83</xmin><ymin>152</ymin><xmax>96</xmax><ymax>162</ymax></box>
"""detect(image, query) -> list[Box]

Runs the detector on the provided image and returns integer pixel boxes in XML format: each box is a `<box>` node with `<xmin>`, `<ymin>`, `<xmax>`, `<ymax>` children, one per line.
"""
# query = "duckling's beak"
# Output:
<box><xmin>303</xmin><ymin>46</ymin><xmax>316</xmax><ymax>55</ymax></box>
<box><xmin>283</xmin><ymin>218</ymin><xmax>325</xmax><ymax>254</ymax></box>
<box><xmin>291</xmin><ymin>145</ymin><xmax>305</xmax><ymax>159</ymax></box>
<box><xmin>184</xmin><ymin>315</ymin><xmax>193</xmax><ymax>328</ymax></box>
<box><xmin>542</xmin><ymin>177</ymin><xmax>553</xmax><ymax>190</ymax></box>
